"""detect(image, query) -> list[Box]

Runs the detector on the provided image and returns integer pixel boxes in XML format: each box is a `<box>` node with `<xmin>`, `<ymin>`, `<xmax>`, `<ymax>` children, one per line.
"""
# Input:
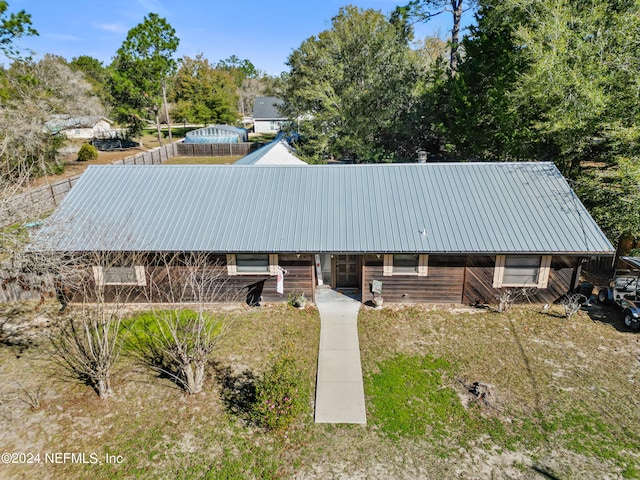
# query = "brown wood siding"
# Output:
<box><xmin>462</xmin><ymin>255</ymin><xmax>577</xmax><ymax>305</ymax></box>
<box><xmin>69</xmin><ymin>253</ymin><xmax>315</xmax><ymax>305</ymax></box>
<box><xmin>362</xmin><ymin>255</ymin><xmax>465</xmax><ymax>303</ymax></box>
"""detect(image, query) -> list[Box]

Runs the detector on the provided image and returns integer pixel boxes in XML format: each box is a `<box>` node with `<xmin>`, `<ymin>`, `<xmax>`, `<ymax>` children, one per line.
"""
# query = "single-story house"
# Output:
<box><xmin>253</xmin><ymin>97</ymin><xmax>287</xmax><ymax>134</ymax></box>
<box><xmin>32</xmin><ymin>162</ymin><xmax>614</xmax><ymax>305</ymax></box>
<box><xmin>45</xmin><ymin>115</ymin><xmax>114</xmax><ymax>139</ymax></box>
<box><xmin>235</xmin><ymin>135</ymin><xmax>306</xmax><ymax>165</ymax></box>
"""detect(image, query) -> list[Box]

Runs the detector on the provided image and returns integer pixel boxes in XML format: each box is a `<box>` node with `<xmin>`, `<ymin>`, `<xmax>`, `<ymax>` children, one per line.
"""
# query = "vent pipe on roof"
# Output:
<box><xmin>417</xmin><ymin>150</ymin><xmax>427</xmax><ymax>163</ymax></box>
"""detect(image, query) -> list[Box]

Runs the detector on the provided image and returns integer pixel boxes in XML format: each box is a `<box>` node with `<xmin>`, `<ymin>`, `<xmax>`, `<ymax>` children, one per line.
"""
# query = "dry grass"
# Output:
<box><xmin>0</xmin><ymin>301</ymin><xmax>639</xmax><ymax>479</ymax></box>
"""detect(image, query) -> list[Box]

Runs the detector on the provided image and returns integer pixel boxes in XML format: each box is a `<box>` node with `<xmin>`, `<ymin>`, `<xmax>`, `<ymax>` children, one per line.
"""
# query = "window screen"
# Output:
<box><xmin>503</xmin><ymin>256</ymin><xmax>540</xmax><ymax>286</ymax></box>
<box><xmin>236</xmin><ymin>254</ymin><xmax>269</xmax><ymax>273</ymax></box>
<box><xmin>393</xmin><ymin>254</ymin><xmax>419</xmax><ymax>274</ymax></box>
<box><xmin>103</xmin><ymin>267</ymin><xmax>138</xmax><ymax>284</ymax></box>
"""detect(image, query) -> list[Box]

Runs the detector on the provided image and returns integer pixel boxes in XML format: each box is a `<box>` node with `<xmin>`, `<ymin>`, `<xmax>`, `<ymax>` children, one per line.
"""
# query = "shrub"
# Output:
<box><xmin>252</xmin><ymin>355</ymin><xmax>307</xmax><ymax>431</ymax></box>
<box><xmin>77</xmin><ymin>143</ymin><xmax>98</xmax><ymax>162</ymax></box>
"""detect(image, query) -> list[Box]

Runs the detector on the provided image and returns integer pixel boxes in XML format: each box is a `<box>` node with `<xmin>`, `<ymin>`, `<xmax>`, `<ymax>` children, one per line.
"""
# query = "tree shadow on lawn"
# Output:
<box><xmin>213</xmin><ymin>361</ymin><xmax>257</xmax><ymax>421</ymax></box>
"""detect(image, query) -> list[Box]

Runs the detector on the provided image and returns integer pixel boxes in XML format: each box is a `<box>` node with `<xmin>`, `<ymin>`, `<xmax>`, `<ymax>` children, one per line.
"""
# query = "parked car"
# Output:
<box><xmin>598</xmin><ymin>257</ymin><xmax>640</xmax><ymax>330</ymax></box>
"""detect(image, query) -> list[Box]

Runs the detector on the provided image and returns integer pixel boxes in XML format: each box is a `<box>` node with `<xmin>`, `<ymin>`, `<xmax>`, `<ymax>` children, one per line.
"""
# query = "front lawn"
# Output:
<box><xmin>0</xmin><ymin>302</ymin><xmax>638</xmax><ymax>479</ymax></box>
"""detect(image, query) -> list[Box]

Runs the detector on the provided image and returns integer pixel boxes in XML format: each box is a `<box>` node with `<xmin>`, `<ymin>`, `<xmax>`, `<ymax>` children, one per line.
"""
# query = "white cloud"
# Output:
<box><xmin>96</xmin><ymin>23</ymin><xmax>127</xmax><ymax>33</ymax></box>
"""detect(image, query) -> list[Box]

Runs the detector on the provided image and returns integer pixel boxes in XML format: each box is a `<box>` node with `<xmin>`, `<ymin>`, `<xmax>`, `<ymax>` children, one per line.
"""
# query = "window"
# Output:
<box><xmin>492</xmin><ymin>255</ymin><xmax>552</xmax><ymax>288</ymax></box>
<box><xmin>393</xmin><ymin>254</ymin><xmax>419</xmax><ymax>274</ymax></box>
<box><xmin>93</xmin><ymin>266</ymin><xmax>146</xmax><ymax>286</ymax></box>
<box><xmin>383</xmin><ymin>254</ymin><xmax>428</xmax><ymax>276</ymax></box>
<box><xmin>227</xmin><ymin>254</ymin><xmax>278</xmax><ymax>276</ymax></box>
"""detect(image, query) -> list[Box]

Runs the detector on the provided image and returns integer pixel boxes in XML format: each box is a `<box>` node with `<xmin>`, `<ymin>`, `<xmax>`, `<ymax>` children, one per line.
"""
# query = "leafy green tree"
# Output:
<box><xmin>445</xmin><ymin>1</ymin><xmax>639</xmax><ymax>170</ymax></box>
<box><xmin>0</xmin><ymin>1</ymin><xmax>37</xmax><ymax>58</ymax></box>
<box><xmin>109</xmin><ymin>13</ymin><xmax>179</xmax><ymax>145</ymax></box>
<box><xmin>575</xmin><ymin>158</ymin><xmax>640</xmax><ymax>244</ymax></box>
<box><xmin>284</xmin><ymin>6</ymin><xmax>420</xmax><ymax>162</ymax></box>
<box><xmin>171</xmin><ymin>54</ymin><xmax>238</xmax><ymax>126</ymax></box>
<box><xmin>216</xmin><ymin>55</ymin><xmax>258</xmax><ymax>81</ymax></box>
<box><xmin>70</xmin><ymin>55</ymin><xmax>106</xmax><ymax>86</ymax></box>
<box><xmin>394</xmin><ymin>0</ymin><xmax>475</xmax><ymax>71</ymax></box>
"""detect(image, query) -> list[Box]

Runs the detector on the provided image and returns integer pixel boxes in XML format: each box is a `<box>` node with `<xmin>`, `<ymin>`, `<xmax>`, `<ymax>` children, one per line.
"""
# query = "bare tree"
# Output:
<box><xmin>131</xmin><ymin>252</ymin><xmax>238</xmax><ymax>395</ymax></box>
<box><xmin>561</xmin><ymin>293</ymin><xmax>586</xmax><ymax>320</ymax></box>
<box><xmin>46</xmin><ymin>251</ymin><xmax>143</xmax><ymax>399</ymax></box>
<box><xmin>495</xmin><ymin>287</ymin><xmax>538</xmax><ymax>312</ymax></box>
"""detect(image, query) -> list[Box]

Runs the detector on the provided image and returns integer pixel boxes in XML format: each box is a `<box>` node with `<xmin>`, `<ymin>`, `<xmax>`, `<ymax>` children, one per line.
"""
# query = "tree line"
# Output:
<box><xmin>0</xmin><ymin>9</ymin><xmax>282</xmax><ymax>186</ymax></box>
<box><xmin>0</xmin><ymin>1</ymin><xmax>637</xmax><ymax>247</ymax></box>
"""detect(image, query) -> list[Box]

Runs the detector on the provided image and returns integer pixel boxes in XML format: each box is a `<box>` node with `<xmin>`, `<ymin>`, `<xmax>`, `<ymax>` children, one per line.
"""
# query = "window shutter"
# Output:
<box><xmin>537</xmin><ymin>255</ymin><xmax>552</xmax><ymax>289</ymax></box>
<box><xmin>493</xmin><ymin>255</ymin><xmax>506</xmax><ymax>288</ymax></box>
<box><xmin>269</xmin><ymin>254</ymin><xmax>278</xmax><ymax>275</ymax></box>
<box><xmin>418</xmin><ymin>254</ymin><xmax>429</xmax><ymax>277</ymax></box>
<box><xmin>226</xmin><ymin>254</ymin><xmax>237</xmax><ymax>276</ymax></box>
<box><xmin>135</xmin><ymin>266</ymin><xmax>147</xmax><ymax>286</ymax></box>
<box><xmin>93</xmin><ymin>266</ymin><xmax>104</xmax><ymax>286</ymax></box>
<box><xmin>383</xmin><ymin>254</ymin><xmax>393</xmax><ymax>276</ymax></box>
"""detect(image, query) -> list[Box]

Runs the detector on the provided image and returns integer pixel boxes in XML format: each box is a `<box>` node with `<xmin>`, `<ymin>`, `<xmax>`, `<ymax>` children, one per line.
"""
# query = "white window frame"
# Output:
<box><xmin>383</xmin><ymin>254</ymin><xmax>428</xmax><ymax>277</ymax></box>
<box><xmin>492</xmin><ymin>255</ymin><xmax>551</xmax><ymax>289</ymax></box>
<box><xmin>93</xmin><ymin>266</ymin><xmax>146</xmax><ymax>286</ymax></box>
<box><xmin>227</xmin><ymin>254</ymin><xmax>278</xmax><ymax>276</ymax></box>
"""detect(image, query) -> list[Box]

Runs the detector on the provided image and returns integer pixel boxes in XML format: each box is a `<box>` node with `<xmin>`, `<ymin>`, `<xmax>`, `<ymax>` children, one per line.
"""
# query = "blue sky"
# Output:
<box><xmin>7</xmin><ymin>0</ymin><xmax>473</xmax><ymax>75</ymax></box>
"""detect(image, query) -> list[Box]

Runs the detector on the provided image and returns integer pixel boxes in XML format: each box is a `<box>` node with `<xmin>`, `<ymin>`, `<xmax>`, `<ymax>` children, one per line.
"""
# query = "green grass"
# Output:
<box><xmin>367</xmin><ymin>354</ymin><xmax>466</xmax><ymax>440</ymax></box>
<box><xmin>163</xmin><ymin>156</ymin><xmax>242</xmax><ymax>165</ymax></box>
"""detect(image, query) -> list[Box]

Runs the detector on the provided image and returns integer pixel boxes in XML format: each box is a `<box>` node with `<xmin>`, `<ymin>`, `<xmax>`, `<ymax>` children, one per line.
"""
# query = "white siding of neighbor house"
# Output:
<box><xmin>254</xmin><ymin>120</ymin><xmax>283</xmax><ymax>134</ymax></box>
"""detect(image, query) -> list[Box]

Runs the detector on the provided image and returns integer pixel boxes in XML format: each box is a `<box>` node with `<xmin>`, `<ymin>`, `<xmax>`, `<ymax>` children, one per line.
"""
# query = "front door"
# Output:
<box><xmin>335</xmin><ymin>255</ymin><xmax>360</xmax><ymax>288</ymax></box>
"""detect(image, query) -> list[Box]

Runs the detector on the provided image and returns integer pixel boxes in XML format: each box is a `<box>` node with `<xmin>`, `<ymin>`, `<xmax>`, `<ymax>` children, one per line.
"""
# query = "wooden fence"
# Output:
<box><xmin>0</xmin><ymin>275</ymin><xmax>43</xmax><ymax>303</ymax></box>
<box><xmin>0</xmin><ymin>142</ymin><xmax>180</xmax><ymax>229</ymax></box>
<box><xmin>176</xmin><ymin>142</ymin><xmax>257</xmax><ymax>157</ymax></box>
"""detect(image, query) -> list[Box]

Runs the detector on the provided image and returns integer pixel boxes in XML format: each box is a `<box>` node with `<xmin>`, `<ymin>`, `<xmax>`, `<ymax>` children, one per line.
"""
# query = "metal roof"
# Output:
<box><xmin>45</xmin><ymin>115</ymin><xmax>113</xmax><ymax>133</ymax></box>
<box><xmin>235</xmin><ymin>136</ymin><xmax>307</xmax><ymax>165</ymax></box>
<box><xmin>32</xmin><ymin>162</ymin><xmax>614</xmax><ymax>254</ymax></box>
<box><xmin>253</xmin><ymin>97</ymin><xmax>285</xmax><ymax>120</ymax></box>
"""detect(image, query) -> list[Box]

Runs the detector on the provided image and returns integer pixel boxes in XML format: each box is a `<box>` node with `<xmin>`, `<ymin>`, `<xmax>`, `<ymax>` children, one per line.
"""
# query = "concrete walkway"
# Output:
<box><xmin>314</xmin><ymin>287</ymin><xmax>367</xmax><ymax>424</ymax></box>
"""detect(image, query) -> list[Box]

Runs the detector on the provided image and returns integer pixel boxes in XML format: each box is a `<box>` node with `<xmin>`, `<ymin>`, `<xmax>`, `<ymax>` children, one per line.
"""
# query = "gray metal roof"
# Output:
<box><xmin>253</xmin><ymin>97</ymin><xmax>285</xmax><ymax>120</ymax></box>
<box><xmin>45</xmin><ymin>115</ymin><xmax>112</xmax><ymax>133</ymax></box>
<box><xmin>32</xmin><ymin>162</ymin><xmax>614</xmax><ymax>254</ymax></box>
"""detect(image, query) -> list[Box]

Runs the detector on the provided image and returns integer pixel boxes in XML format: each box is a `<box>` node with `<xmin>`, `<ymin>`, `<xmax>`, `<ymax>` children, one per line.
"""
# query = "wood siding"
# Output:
<box><xmin>362</xmin><ymin>255</ymin><xmax>465</xmax><ymax>303</ymax></box>
<box><xmin>69</xmin><ymin>253</ymin><xmax>315</xmax><ymax>305</ymax></box>
<box><xmin>463</xmin><ymin>255</ymin><xmax>577</xmax><ymax>305</ymax></box>
<box><xmin>60</xmin><ymin>252</ymin><xmax>577</xmax><ymax>307</ymax></box>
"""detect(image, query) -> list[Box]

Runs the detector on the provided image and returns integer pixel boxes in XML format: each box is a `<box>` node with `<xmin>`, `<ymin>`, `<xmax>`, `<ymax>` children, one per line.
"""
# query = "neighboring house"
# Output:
<box><xmin>184</xmin><ymin>125</ymin><xmax>249</xmax><ymax>144</ymax></box>
<box><xmin>45</xmin><ymin>115</ymin><xmax>114</xmax><ymax>139</ymax></box>
<box><xmin>32</xmin><ymin>162</ymin><xmax>614</xmax><ymax>305</ymax></box>
<box><xmin>235</xmin><ymin>135</ymin><xmax>306</xmax><ymax>165</ymax></box>
<box><xmin>253</xmin><ymin>97</ymin><xmax>286</xmax><ymax>134</ymax></box>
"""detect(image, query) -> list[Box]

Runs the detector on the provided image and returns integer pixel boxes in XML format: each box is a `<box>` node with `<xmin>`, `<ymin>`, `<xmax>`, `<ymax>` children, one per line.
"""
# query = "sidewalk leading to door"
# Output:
<box><xmin>314</xmin><ymin>287</ymin><xmax>367</xmax><ymax>424</ymax></box>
